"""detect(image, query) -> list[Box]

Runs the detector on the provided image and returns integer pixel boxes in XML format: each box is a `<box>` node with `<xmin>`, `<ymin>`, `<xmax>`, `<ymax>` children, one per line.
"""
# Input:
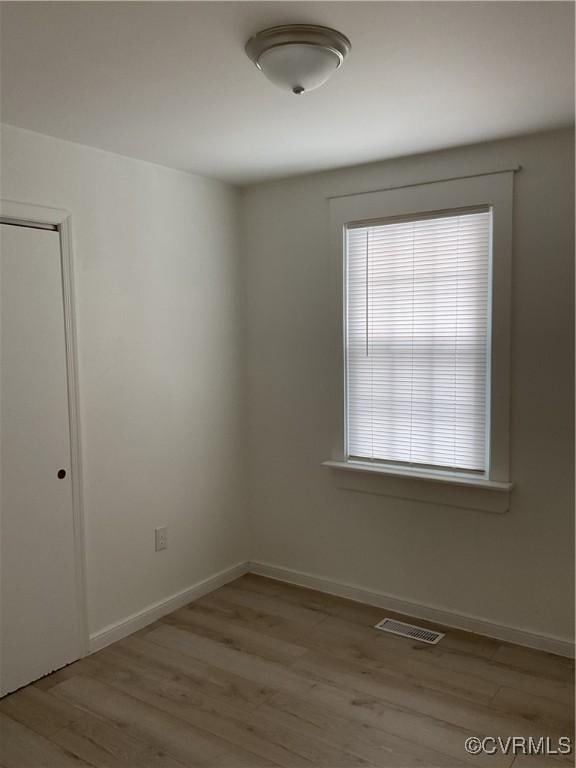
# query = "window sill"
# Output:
<box><xmin>323</xmin><ymin>460</ymin><xmax>512</xmax><ymax>491</ymax></box>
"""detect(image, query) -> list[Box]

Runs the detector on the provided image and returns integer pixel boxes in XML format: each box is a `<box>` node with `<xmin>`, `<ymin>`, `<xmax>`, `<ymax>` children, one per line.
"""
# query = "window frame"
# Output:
<box><xmin>325</xmin><ymin>171</ymin><xmax>515</xmax><ymax>491</ymax></box>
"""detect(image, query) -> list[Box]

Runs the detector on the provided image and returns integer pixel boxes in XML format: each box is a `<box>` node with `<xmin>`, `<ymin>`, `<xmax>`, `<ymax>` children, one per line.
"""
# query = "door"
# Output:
<box><xmin>1</xmin><ymin>222</ymin><xmax>82</xmax><ymax>695</ymax></box>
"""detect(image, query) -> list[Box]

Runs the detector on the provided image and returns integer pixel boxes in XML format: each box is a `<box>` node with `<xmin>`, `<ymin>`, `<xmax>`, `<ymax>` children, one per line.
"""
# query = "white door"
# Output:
<box><xmin>1</xmin><ymin>222</ymin><xmax>82</xmax><ymax>695</ymax></box>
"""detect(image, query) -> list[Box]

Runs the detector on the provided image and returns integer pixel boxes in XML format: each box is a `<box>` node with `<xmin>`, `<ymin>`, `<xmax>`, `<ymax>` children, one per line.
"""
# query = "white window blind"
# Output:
<box><xmin>346</xmin><ymin>209</ymin><xmax>491</xmax><ymax>473</ymax></box>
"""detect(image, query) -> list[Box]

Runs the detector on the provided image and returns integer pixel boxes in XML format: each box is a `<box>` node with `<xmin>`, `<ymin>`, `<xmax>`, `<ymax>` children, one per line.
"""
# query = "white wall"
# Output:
<box><xmin>1</xmin><ymin>124</ymin><xmax>249</xmax><ymax>638</ymax></box>
<box><xmin>241</xmin><ymin>128</ymin><xmax>575</xmax><ymax>645</ymax></box>
<box><xmin>3</xmin><ymin>123</ymin><xmax>573</xmax><ymax>651</ymax></box>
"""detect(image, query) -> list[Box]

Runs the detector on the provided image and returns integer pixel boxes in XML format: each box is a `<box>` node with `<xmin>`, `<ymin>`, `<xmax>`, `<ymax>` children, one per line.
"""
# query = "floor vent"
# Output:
<box><xmin>374</xmin><ymin>618</ymin><xmax>444</xmax><ymax>645</ymax></box>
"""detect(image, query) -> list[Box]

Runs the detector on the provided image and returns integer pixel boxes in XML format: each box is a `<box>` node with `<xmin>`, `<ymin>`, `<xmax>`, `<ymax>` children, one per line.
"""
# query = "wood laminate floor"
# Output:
<box><xmin>0</xmin><ymin>574</ymin><xmax>574</xmax><ymax>768</ymax></box>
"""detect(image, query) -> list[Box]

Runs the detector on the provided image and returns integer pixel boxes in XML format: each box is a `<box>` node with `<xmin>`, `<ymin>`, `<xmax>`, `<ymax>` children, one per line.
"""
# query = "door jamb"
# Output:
<box><xmin>1</xmin><ymin>199</ymin><xmax>89</xmax><ymax>660</ymax></box>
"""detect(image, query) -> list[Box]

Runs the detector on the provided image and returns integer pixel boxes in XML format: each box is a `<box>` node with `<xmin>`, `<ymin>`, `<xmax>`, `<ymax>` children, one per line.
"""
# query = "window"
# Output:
<box><xmin>326</xmin><ymin>171</ymin><xmax>514</xmax><ymax>492</ymax></box>
<box><xmin>346</xmin><ymin>209</ymin><xmax>491</xmax><ymax>473</ymax></box>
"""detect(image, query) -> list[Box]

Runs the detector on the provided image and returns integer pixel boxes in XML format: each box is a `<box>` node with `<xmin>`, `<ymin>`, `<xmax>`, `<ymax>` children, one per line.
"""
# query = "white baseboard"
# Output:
<box><xmin>88</xmin><ymin>559</ymin><xmax>574</xmax><ymax>659</ymax></box>
<box><xmin>248</xmin><ymin>561</ymin><xmax>575</xmax><ymax>659</ymax></box>
<box><xmin>88</xmin><ymin>562</ymin><xmax>249</xmax><ymax>653</ymax></box>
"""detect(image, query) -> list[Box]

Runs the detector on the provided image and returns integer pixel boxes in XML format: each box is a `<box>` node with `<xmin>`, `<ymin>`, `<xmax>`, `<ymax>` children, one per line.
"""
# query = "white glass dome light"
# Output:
<box><xmin>245</xmin><ymin>25</ymin><xmax>351</xmax><ymax>95</ymax></box>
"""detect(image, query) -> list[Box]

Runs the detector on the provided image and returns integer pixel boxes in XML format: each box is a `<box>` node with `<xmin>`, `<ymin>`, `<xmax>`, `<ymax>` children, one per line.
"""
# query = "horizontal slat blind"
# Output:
<box><xmin>346</xmin><ymin>209</ymin><xmax>491</xmax><ymax>472</ymax></box>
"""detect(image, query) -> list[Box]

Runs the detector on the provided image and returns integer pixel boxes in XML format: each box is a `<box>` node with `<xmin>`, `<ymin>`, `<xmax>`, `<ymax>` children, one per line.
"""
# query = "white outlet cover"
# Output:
<box><xmin>155</xmin><ymin>527</ymin><xmax>167</xmax><ymax>551</ymax></box>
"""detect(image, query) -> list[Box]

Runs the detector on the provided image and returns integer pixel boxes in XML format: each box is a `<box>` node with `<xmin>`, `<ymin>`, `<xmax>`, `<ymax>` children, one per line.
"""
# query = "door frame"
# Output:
<box><xmin>1</xmin><ymin>198</ymin><xmax>89</xmax><ymax>662</ymax></box>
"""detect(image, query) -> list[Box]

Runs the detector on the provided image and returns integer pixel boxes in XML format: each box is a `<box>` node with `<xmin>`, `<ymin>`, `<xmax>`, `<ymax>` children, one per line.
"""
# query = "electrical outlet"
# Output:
<box><xmin>155</xmin><ymin>526</ymin><xmax>168</xmax><ymax>551</ymax></box>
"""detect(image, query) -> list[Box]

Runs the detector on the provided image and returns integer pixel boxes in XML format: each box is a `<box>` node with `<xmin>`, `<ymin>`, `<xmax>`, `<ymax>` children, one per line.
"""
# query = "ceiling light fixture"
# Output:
<box><xmin>245</xmin><ymin>24</ymin><xmax>351</xmax><ymax>95</ymax></box>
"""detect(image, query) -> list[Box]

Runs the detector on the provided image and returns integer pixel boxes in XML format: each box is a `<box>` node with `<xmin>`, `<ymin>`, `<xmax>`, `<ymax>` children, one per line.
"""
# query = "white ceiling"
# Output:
<box><xmin>1</xmin><ymin>1</ymin><xmax>574</xmax><ymax>185</ymax></box>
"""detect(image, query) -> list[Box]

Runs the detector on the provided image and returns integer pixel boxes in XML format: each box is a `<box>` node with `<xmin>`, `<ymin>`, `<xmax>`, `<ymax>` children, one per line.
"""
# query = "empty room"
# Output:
<box><xmin>0</xmin><ymin>1</ymin><xmax>574</xmax><ymax>765</ymax></box>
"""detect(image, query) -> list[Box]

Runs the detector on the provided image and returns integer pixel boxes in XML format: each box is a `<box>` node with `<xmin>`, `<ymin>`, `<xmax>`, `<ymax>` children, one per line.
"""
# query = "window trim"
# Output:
<box><xmin>323</xmin><ymin>460</ymin><xmax>512</xmax><ymax>491</ymax></box>
<box><xmin>325</xmin><ymin>171</ymin><xmax>515</xmax><ymax>489</ymax></box>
